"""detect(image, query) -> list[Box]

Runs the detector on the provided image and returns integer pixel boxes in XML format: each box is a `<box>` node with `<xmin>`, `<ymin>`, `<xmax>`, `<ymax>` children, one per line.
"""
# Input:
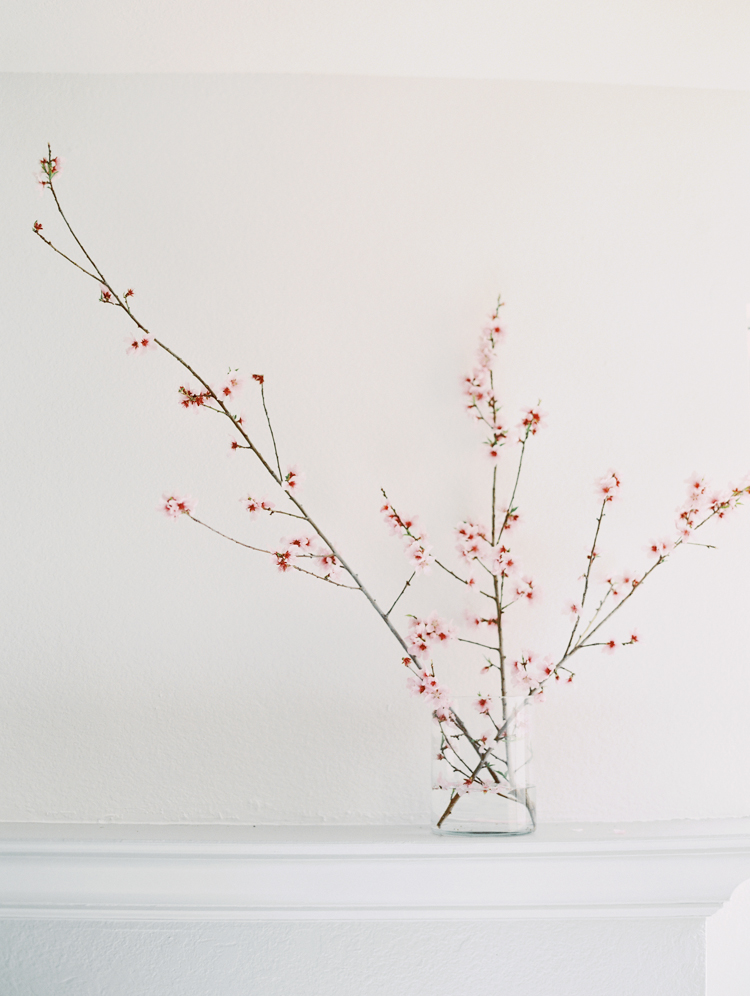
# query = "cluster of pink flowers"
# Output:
<box><xmin>126</xmin><ymin>332</ymin><xmax>154</xmax><ymax>355</ymax></box>
<box><xmin>178</xmin><ymin>384</ymin><xmax>213</xmax><ymax>409</ymax></box>
<box><xmin>596</xmin><ymin>471</ymin><xmax>622</xmax><ymax>503</ymax></box>
<box><xmin>462</xmin><ymin>310</ymin><xmax>508</xmax><ymax>461</ymax></box>
<box><xmin>677</xmin><ymin>474</ymin><xmax>736</xmax><ymax>541</ymax></box>
<box><xmin>433</xmin><ymin>771</ymin><xmax>509</xmax><ymax>796</ymax></box>
<box><xmin>283</xmin><ymin>467</ymin><xmax>302</xmax><ymax>493</ymax></box>
<box><xmin>406</xmin><ymin>613</ymin><xmax>456</xmax><ymax>660</ymax></box>
<box><xmin>219</xmin><ymin>372</ymin><xmax>243</xmax><ymax>401</ymax></box>
<box><xmin>35</xmin><ymin>155</ymin><xmax>62</xmax><ymax>190</ymax></box>
<box><xmin>606</xmin><ymin>571</ymin><xmax>639</xmax><ymax>601</ymax></box>
<box><xmin>513</xmin><ymin>576</ymin><xmax>535</xmax><ymax>602</ymax></box>
<box><xmin>644</xmin><ymin>477</ymin><xmax>748</xmax><ymax>554</ymax></box>
<box><xmin>473</xmin><ymin>693</ymin><xmax>492</xmax><ymax>715</ymax></box>
<box><xmin>519</xmin><ymin>407</ymin><xmax>546</xmax><ymax>438</ymax></box>
<box><xmin>244</xmin><ymin>496</ymin><xmax>275</xmax><ymax>517</ymax></box>
<box><xmin>161</xmin><ymin>494</ymin><xmax>195</xmax><ymax>519</ymax></box>
<box><xmin>468</xmin><ymin>611</ymin><xmax>499</xmax><ymax>631</ymax></box>
<box><xmin>407</xmin><ymin>668</ymin><xmax>452</xmax><ymax>711</ymax></box>
<box><xmin>455</xmin><ymin>521</ymin><xmax>530</xmax><ymax>593</ymax></box>
<box><xmin>274</xmin><ymin>534</ymin><xmax>342</xmax><ymax>581</ymax></box>
<box><xmin>510</xmin><ymin>653</ymin><xmax>556</xmax><ymax>693</ymax></box>
<box><xmin>646</xmin><ymin>539</ymin><xmax>674</xmax><ymax>560</ymax></box>
<box><xmin>381</xmin><ymin>501</ymin><xmax>435</xmax><ymax>574</ymax></box>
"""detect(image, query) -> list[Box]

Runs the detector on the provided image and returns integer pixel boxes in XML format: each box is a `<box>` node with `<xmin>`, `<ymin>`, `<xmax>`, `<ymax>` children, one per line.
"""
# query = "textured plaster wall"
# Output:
<box><xmin>0</xmin><ymin>918</ymin><xmax>706</xmax><ymax>996</ymax></box>
<box><xmin>2</xmin><ymin>73</ymin><xmax>750</xmax><ymax>825</ymax></box>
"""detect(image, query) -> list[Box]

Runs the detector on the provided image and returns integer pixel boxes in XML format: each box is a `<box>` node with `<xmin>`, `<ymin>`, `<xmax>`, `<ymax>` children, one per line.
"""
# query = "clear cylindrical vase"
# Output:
<box><xmin>431</xmin><ymin>695</ymin><xmax>535</xmax><ymax>835</ymax></box>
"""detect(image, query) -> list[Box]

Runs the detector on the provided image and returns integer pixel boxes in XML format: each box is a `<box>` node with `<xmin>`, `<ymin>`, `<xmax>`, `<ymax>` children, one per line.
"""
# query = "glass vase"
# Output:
<box><xmin>431</xmin><ymin>694</ymin><xmax>535</xmax><ymax>835</ymax></box>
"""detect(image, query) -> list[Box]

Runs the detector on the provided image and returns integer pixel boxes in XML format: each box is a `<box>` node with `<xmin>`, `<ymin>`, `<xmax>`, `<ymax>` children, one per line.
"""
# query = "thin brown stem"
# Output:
<box><xmin>33</xmin><ymin>230</ymin><xmax>101</xmax><ymax>283</ymax></box>
<box><xmin>259</xmin><ymin>381</ymin><xmax>283</xmax><ymax>481</ymax></box>
<box><xmin>563</xmin><ymin>498</ymin><xmax>607</xmax><ymax>657</ymax></box>
<box><xmin>436</xmin><ymin>699</ymin><xmax>529</xmax><ymax>828</ymax></box>
<box><xmin>35</xmin><ymin>162</ymin><xmax>510</xmax><ymax>806</ymax></box>
<box><xmin>458</xmin><ymin>636</ymin><xmax>500</xmax><ymax>653</ymax></box>
<box><xmin>188</xmin><ymin>515</ymin><xmax>359</xmax><ymax>589</ymax></box>
<box><xmin>385</xmin><ymin>572</ymin><xmax>415</xmax><ymax>617</ymax></box>
<box><xmin>434</xmin><ymin>560</ymin><xmax>495</xmax><ymax>601</ymax></box>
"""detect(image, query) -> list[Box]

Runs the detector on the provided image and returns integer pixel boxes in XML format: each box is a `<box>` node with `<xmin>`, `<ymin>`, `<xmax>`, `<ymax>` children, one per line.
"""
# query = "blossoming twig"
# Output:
<box><xmin>34</xmin><ymin>147</ymin><xmax>750</xmax><ymax>835</ymax></box>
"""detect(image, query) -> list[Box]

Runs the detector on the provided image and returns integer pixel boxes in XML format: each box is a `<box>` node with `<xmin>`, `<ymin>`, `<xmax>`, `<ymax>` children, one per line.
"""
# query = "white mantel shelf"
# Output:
<box><xmin>1</xmin><ymin>819</ymin><xmax>750</xmax><ymax>922</ymax></box>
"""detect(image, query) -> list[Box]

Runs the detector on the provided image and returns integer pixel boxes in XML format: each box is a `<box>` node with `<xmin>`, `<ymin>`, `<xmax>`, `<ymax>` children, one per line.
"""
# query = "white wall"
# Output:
<box><xmin>2</xmin><ymin>73</ymin><xmax>750</xmax><ymax>826</ymax></box>
<box><xmin>0</xmin><ymin>918</ymin><xmax>706</xmax><ymax>996</ymax></box>
<box><xmin>3</xmin><ymin>0</ymin><xmax>750</xmax><ymax>90</ymax></box>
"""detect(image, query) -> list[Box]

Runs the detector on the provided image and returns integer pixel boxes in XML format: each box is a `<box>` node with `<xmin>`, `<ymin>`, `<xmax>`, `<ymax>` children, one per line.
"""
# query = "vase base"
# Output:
<box><xmin>431</xmin><ymin>823</ymin><xmax>536</xmax><ymax>836</ymax></box>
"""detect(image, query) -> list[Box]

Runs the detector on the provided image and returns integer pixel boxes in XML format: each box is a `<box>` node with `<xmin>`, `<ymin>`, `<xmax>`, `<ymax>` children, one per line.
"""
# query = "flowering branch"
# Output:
<box><xmin>33</xmin><ymin>148</ymin><xmax>749</xmax><ymax>835</ymax></box>
<box><xmin>33</xmin><ymin>147</ymin><xmax>429</xmax><ymax>673</ymax></box>
<box><xmin>186</xmin><ymin>512</ymin><xmax>360</xmax><ymax>590</ymax></box>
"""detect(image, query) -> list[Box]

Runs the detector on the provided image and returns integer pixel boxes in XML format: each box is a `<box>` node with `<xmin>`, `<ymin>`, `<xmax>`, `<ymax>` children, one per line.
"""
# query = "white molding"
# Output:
<box><xmin>1</xmin><ymin>820</ymin><xmax>750</xmax><ymax>921</ymax></box>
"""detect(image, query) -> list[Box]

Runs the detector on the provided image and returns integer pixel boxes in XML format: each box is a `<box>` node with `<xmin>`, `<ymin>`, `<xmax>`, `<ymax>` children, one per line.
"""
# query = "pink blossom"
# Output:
<box><xmin>511</xmin><ymin>652</ymin><xmax>553</xmax><ymax>691</ymax></box>
<box><xmin>316</xmin><ymin>551</ymin><xmax>344</xmax><ymax>582</ymax></box>
<box><xmin>283</xmin><ymin>535</ymin><xmax>318</xmax><ymax>555</ymax></box>
<box><xmin>611</xmin><ymin>571</ymin><xmax>638</xmax><ymax>600</ymax></box>
<box><xmin>596</xmin><ymin>470</ymin><xmax>622</xmax><ymax>503</ymax></box>
<box><xmin>433</xmin><ymin>702</ymin><xmax>455</xmax><ymax>725</ymax></box>
<box><xmin>219</xmin><ymin>372</ymin><xmax>243</xmax><ymax>400</ymax></box>
<box><xmin>602</xmin><ymin>638</ymin><xmax>617</xmax><ymax>655</ymax></box>
<box><xmin>381</xmin><ymin>500</ymin><xmax>435</xmax><ymax>572</ymax></box>
<box><xmin>406</xmin><ymin>613</ymin><xmax>457</xmax><ymax>660</ymax></box>
<box><xmin>273</xmin><ymin>551</ymin><xmax>292</xmax><ymax>572</ymax></box>
<box><xmin>518</xmin><ymin>407</ymin><xmax>547</xmax><ymax>438</ymax></box>
<box><xmin>646</xmin><ymin>538</ymin><xmax>673</xmax><ymax>559</ymax></box>
<box><xmin>455</xmin><ymin>520</ymin><xmax>491</xmax><ymax>564</ymax></box>
<box><xmin>243</xmin><ymin>496</ymin><xmax>275</xmax><ymax>518</ymax></box>
<box><xmin>126</xmin><ymin>334</ymin><xmax>155</xmax><ymax>355</ymax></box>
<box><xmin>685</xmin><ymin>473</ymin><xmax>706</xmax><ymax>497</ymax></box>
<box><xmin>405</xmin><ymin>539</ymin><xmax>434</xmax><ymax>573</ymax></box>
<box><xmin>465</xmin><ymin>610</ymin><xmax>498</xmax><ymax>630</ymax></box>
<box><xmin>501</xmin><ymin>508</ymin><xmax>521</xmax><ymax>532</ymax></box>
<box><xmin>433</xmin><ymin>771</ymin><xmax>453</xmax><ymax>791</ymax></box>
<box><xmin>160</xmin><ymin>493</ymin><xmax>195</xmax><ymax>519</ymax></box>
<box><xmin>99</xmin><ymin>285</ymin><xmax>112</xmax><ymax>303</ymax></box>
<box><xmin>178</xmin><ymin>384</ymin><xmax>212</xmax><ymax>409</ymax></box>
<box><xmin>708</xmin><ymin>489</ymin><xmax>742</xmax><ymax>518</ymax></box>
<box><xmin>473</xmin><ymin>694</ymin><xmax>492</xmax><ymax>715</ymax></box>
<box><xmin>474</xmin><ymin>729</ymin><xmax>494</xmax><ymax>751</ymax></box>
<box><xmin>463</xmin><ymin>367</ymin><xmax>491</xmax><ymax>404</ymax></box>
<box><xmin>565</xmin><ymin>603</ymin><xmax>580</xmax><ymax>619</ymax></box>
<box><xmin>514</xmin><ymin>576</ymin><xmax>535</xmax><ymax>602</ymax></box>
<box><xmin>284</xmin><ymin>467</ymin><xmax>303</xmax><ymax>493</ymax></box>
<box><xmin>277</xmin><ymin>533</ymin><xmax>345</xmax><ymax>582</ymax></box>
<box><xmin>482</xmin><ymin>314</ymin><xmax>506</xmax><ymax>344</ymax></box>
<box><xmin>406</xmin><ymin>668</ymin><xmax>451</xmax><ymax>708</ymax></box>
<box><xmin>35</xmin><ymin>153</ymin><xmax>64</xmax><ymax>191</ymax></box>
<box><xmin>456</xmin><ymin>522</ymin><xmax>520</xmax><ymax>580</ymax></box>
<box><xmin>485</xmin><ymin>422</ymin><xmax>508</xmax><ymax>461</ymax></box>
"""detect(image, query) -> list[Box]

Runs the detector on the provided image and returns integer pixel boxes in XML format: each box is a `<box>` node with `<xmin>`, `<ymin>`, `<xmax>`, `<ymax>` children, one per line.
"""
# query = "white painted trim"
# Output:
<box><xmin>1</xmin><ymin>821</ymin><xmax>749</xmax><ymax>921</ymax></box>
